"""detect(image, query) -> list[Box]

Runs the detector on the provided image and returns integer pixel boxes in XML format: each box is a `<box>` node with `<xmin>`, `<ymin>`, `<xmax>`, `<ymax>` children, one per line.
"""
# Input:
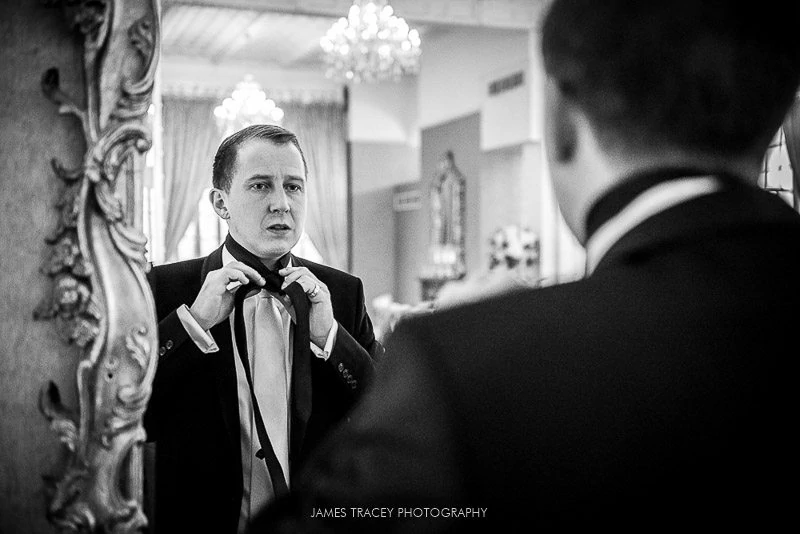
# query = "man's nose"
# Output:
<box><xmin>267</xmin><ymin>188</ymin><xmax>290</xmax><ymax>213</ymax></box>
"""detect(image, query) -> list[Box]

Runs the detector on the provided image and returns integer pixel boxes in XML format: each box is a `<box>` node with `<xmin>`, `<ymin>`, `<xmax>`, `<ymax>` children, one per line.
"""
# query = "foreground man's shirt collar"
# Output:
<box><xmin>584</xmin><ymin>172</ymin><xmax>724</xmax><ymax>274</ymax></box>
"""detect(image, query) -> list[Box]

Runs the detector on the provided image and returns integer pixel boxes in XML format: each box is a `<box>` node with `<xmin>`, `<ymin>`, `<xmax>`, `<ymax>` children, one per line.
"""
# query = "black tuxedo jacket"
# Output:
<box><xmin>254</xmin><ymin>177</ymin><xmax>800</xmax><ymax>532</ymax></box>
<box><xmin>144</xmin><ymin>245</ymin><xmax>382</xmax><ymax>534</ymax></box>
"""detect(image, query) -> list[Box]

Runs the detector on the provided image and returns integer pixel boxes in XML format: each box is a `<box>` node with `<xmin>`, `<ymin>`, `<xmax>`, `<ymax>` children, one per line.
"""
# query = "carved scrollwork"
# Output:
<box><xmin>101</xmin><ymin>326</ymin><xmax>155</xmax><ymax>447</ymax></box>
<box><xmin>40</xmin><ymin>382</ymin><xmax>80</xmax><ymax>452</ymax></box>
<box><xmin>36</xmin><ymin>0</ymin><xmax>161</xmax><ymax>532</ymax></box>
<box><xmin>114</xmin><ymin>13</ymin><xmax>159</xmax><ymax>120</ymax></box>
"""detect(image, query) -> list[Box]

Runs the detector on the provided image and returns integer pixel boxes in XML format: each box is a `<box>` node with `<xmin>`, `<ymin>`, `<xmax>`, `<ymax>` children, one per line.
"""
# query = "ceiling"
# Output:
<box><xmin>162</xmin><ymin>5</ymin><xmax>338</xmax><ymax>68</ymax></box>
<box><xmin>162</xmin><ymin>4</ymin><xmax>438</xmax><ymax>70</ymax></box>
<box><xmin>159</xmin><ymin>0</ymin><xmax>540</xmax><ymax>91</ymax></box>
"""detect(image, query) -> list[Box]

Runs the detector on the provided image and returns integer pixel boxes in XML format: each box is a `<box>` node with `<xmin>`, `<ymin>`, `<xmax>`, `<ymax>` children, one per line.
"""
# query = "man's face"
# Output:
<box><xmin>217</xmin><ymin>138</ymin><xmax>307</xmax><ymax>266</ymax></box>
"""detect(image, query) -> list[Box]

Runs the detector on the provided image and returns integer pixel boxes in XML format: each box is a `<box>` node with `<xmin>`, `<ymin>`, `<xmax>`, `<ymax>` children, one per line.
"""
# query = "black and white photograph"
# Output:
<box><xmin>1</xmin><ymin>0</ymin><xmax>799</xmax><ymax>532</ymax></box>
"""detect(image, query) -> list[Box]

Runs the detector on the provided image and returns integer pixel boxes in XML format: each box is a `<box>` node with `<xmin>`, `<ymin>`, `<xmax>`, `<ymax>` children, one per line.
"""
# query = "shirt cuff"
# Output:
<box><xmin>176</xmin><ymin>304</ymin><xmax>219</xmax><ymax>353</ymax></box>
<box><xmin>310</xmin><ymin>321</ymin><xmax>338</xmax><ymax>361</ymax></box>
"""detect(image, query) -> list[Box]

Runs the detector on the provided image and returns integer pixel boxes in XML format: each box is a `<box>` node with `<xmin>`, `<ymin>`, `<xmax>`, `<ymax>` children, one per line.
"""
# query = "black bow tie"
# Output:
<box><xmin>224</xmin><ymin>234</ymin><xmax>312</xmax><ymax>498</ymax></box>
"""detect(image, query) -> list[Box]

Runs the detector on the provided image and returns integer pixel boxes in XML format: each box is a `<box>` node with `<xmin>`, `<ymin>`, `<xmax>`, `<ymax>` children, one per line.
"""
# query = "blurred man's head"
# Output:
<box><xmin>210</xmin><ymin>125</ymin><xmax>309</xmax><ymax>267</ymax></box>
<box><xmin>540</xmin><ymin>0</ymin><xmax>800</xmax><ymax>242</ymax></box>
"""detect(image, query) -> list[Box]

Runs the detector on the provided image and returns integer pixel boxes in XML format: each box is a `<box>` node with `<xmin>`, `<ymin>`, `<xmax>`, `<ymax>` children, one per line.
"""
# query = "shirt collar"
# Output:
<box><xmin>222</xmin><ymin>246</ymin><xmax>293</xmax><ymax>269</ymax></box>
<box><xmin>584</xmin><ymin>175</ymin><xmax>722</xmax><ymax>274</ymax></box>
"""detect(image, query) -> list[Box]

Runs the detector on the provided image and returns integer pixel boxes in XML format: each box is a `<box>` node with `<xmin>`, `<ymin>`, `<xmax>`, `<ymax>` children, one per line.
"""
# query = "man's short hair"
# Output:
<box><xmin>541</xmin><ymin>0</ymin><xmax>800</xmax><ymax>159</ymax></box>
<box><xmin>212</xmin><ymin>124</ymin><xmax>309</xmax><ymax>191</ymax></box>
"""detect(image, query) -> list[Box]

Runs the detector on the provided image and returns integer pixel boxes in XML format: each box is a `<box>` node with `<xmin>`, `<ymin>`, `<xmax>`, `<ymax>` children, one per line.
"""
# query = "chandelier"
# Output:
<box><xmin>320</xmin><ymin>0</ymin><xmax>421</xmax><ymax>84</ymax></box>
<box><xmin>213</xmin><ymin>75</ymin><xmax>285</xmax><ymax>137</ymax></box>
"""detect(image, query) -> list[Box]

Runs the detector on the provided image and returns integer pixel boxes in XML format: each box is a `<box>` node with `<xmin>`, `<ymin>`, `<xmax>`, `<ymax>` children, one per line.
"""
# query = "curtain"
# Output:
<box><xmin>282</xmin><ymin>102</ymin><xmax>349</xmax><ymax>271</ymax></box>
<box><xmin>162</xmin><ymin>96</ymin><xmax>221</xmax><ymax>261</ymax></box>
<box><xmin>782</xmin><ymin>95</ymin><xmax>800</xmax><ymax>210</ymax></box>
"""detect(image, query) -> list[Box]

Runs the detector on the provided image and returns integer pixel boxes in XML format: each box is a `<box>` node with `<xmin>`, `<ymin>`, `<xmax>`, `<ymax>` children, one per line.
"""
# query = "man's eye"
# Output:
<box><xmin>252</xmin><ymin>183</ymin><xmax>267</xmax><ymax>191</ymax></box>
<box><xmin>286</xmin><ymin>184</ymin><xmax>302</xmax><ymax>192</ymax></box>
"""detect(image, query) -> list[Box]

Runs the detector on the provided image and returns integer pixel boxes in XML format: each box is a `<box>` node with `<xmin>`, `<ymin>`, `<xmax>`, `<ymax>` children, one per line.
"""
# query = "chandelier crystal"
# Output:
<box><xmin>320</xmin><ymin>0</ymin><xmax>421</xmax><ymax>84</ymax></box>
<box><xmin>213</xmin><ymin>75</ymin><xmax>285</xmax><ymax>137</ymax></box>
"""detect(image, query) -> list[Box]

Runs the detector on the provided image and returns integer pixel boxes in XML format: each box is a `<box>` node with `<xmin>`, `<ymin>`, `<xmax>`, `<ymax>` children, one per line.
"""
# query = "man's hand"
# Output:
<box><xmin>190</xmin><ymin>261</ymin><xmax>265</xmax><ymax>330</ymax></box>
<box><xmin>279</xmin><ymin>266</ymin><xmax>334</xmax><ymax>347</ymax></box>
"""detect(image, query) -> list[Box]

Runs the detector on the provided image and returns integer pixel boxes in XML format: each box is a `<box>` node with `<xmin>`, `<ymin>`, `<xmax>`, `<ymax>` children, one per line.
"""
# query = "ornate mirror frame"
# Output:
<box><xmin>33</xmin><ymin>0</ymin><xmax>161</xmax><ymax>531</ymax></box>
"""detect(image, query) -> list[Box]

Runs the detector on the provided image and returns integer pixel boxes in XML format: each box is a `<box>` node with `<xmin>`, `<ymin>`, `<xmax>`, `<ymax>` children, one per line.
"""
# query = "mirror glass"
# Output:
<box><xmin>141</xmin><ymin>1</ymin><xmax>582</xmax><ymax>531</ymax></box>
<box><xmin>149</xmin><ymin>0</ymin><xmax>584</xmax><ymax>320</ymax></box>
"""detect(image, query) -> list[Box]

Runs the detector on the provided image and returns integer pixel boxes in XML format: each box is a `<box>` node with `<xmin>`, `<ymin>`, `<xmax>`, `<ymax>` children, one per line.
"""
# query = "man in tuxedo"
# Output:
<box><xmin>144</xmin><ymin>124</ymin><xmax>382</xmax><ymax>534</ymax></box>
<box><xmin>252</xmin><ymin>1</ymin><xmax>800</xmax><ymax>531</ymax></box>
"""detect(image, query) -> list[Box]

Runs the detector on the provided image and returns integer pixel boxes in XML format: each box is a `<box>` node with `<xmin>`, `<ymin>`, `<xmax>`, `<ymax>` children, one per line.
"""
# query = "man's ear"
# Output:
<box><xmin>545</xmin><ymin>80</ymin><xmax>578</xmax><ymax>164</ymax></box>
<box><xmin>210</xmin><ymin>188</ymin><xmax>229</xmax><ymax>220</ymax></box>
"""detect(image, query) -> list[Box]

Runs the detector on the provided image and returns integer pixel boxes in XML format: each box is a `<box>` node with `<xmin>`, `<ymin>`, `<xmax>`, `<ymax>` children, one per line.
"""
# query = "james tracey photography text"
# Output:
<box><xmin>310</xmin><ymin>507</ymin><xmax>488</xmax><ymax>519</ymax></box>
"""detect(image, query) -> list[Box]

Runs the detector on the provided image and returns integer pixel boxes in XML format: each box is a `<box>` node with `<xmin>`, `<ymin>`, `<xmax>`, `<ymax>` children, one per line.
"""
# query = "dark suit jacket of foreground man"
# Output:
<box><xmin>253</xmin><ymin>176</ymin><xmax>800</xmax><ymax>532</ymax></box>
<box><xmin>144</xmin><ymin>244</ymin><xmax>381</xmax><ymax>533</ymax></box>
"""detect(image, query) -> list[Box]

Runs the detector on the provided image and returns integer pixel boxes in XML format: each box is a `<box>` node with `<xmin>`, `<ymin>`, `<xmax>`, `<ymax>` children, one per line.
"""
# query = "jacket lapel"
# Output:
<box><xmin>201</xmin><ymin>245</ymin><xmax>242</xmax><ymax>478</ymax></box>
<box><xmin>200</xmin><ymin>243</ymin><xmax>224</xmax><ymax>283</ymax></box>
<box><xmin>287</xmin><ymin>254</ymin><xmax>313</xmax><ymax>467</ymax></box>
<box><xmin>212</xmin><ymin>318</ymin><xmax>241</xmax><ymax>482</ymax></box>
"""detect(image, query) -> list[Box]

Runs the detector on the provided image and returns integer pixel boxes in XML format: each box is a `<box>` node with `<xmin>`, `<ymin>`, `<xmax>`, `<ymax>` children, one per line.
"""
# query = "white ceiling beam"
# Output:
<box><xmin>163</xmin><ymin>0</ymin><xmax>547</xmax><ymax>30</ymax></box>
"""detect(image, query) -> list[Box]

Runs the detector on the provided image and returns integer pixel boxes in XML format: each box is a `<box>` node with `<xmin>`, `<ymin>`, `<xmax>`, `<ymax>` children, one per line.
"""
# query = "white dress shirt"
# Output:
<box><xmin>175</xmin><ymin>247</ymin><xmax>338</xmax><ymax>533</ymax></box>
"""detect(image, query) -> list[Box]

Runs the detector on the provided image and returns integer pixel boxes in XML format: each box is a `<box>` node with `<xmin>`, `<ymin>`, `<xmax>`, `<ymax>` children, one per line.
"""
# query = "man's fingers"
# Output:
<box><xmin>277</xmin><ymin>267</ymin><xmax>327</xmax><ymax>299</ymax></box>
<box><xmin>284</xmin><ymin>275</ymin><xmax>327</xmax><ymax>300</ymax></box>
<box><xmin>281</xmin><ymin>269</ymin><xmax>314</xmax><ymax>290</ymax></box>
<box><xmin>217</xmin><ymin>264</ymin><xmax>264</xmax><ymax>292</ymax></box>
<box><xmin>221</xmin><ymin>268</ymin><xmax>249</xmax><ymax>287</ymax></box>
<box><xmin>281</xmin><ymin>271</ymin><xmax>304</xmax><ymax>287</ymax></box>
<box><xmin>225</xmin><ymin>280</ymin><xmax>243</xmax><ymax>292</ymax></box>
<box><xmin>227</xmin><ymin>262</ymin><xmax>266</xmax><ymax>285</ymax></box>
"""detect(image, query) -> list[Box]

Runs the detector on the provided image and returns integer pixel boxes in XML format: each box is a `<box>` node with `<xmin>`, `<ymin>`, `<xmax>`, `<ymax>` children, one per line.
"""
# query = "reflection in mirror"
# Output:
<box><xmin>3</xmin><ymin>1</ymin><xmax>798</xmax><ymax>532</ymax></box>
<box><xmin>429</xmin><ymin>151</ymin><xmax>466</xmax><ymax>277</ymax></box>
<box><xmin>139</xmin><ymin>1</ymin><xmax>581</xmax><ymax>533</ymax></box>
<box><xmin>419</xmin><ymin>150</ymin><xmax>466</xmax><ymax>302</ymax></box>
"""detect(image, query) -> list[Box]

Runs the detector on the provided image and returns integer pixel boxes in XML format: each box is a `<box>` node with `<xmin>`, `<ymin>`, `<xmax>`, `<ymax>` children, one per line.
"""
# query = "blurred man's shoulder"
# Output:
<box><xmin>393</xmin><ymin>279</ymin><xmax>594</xmax><ymax>353</ymax></box>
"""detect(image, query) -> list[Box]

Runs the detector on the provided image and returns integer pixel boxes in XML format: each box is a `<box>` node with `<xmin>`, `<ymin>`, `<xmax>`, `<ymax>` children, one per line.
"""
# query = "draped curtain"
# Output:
<box><xmin>782</xmin><ymin>95</ymin><xmax>800</xmax><ymax>210</ymax></box>
<box><xmin>162</xmin><ymin>96</ymin><xmax>221</xmax><ymax>261</ymax></box>
<box><xmin>282</xmin><ymin>102</ymin><xmax>349</xmax><ymax>271</ymax></box>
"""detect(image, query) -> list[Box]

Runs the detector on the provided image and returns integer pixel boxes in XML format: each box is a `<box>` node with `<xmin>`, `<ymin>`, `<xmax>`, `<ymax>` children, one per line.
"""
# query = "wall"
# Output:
<box><xmin>410</xmin><ymin>28</ymin><xmax>585</xmax><ymax>291</ymax></box>
<box><xmin>0</xmin><ymin>2</ymin><xmax>85</xmax><ymax>532</ymax></box>
<box><xmin>393</xmin><ymin>181</ymin><xmax>427</xmax><ymax>305</ymax></box>
<box><xmin>390</xmin><ymin>26</ymin><xmax>541</xmax><ymax>304</ymax></box>
<box><xmin>480</xmin><ymin>65</ymin><xmax>531</xmax><ymax>152</ymax></box>
<box><xmin>351</xmin><ymin>142</ymin><xmax>419</xmax><ymax>315</ymax></box>
<box><xmin>349</xmin><ymin>77</ymin><xmax>419</xmax><ymax>146</ymax></box>
<box><xmin>418</xmin><ymin>27</ymin><xmax>529</xmax><ymax>130</ymax></box>
<box><xmin>479</xmin><ymin>142</ymin><xmax>544</xmax><ymax>264</ymax></box>
<box><xmin>160</xmin><ymin>55</ymin><xmax>341</xmax><ymax>100</ymax></box>
<box><xmin>394</xmin><ymin>113</ymin><xmax>481</xmax><ymax>305</ymax></box>
<box><xmin>349</xmin><ymin>78</ymin><xmax>420</xmax><ymax>314</ymax></box>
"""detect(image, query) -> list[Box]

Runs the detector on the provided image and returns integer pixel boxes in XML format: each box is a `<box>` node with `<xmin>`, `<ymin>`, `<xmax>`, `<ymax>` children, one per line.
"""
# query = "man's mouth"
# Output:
<box><xmin>267</xmin><ymin>223</ymin><xmax>291</xmax><ymax>231</ymax></box>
